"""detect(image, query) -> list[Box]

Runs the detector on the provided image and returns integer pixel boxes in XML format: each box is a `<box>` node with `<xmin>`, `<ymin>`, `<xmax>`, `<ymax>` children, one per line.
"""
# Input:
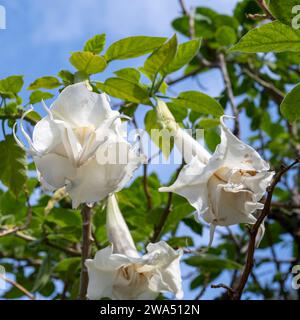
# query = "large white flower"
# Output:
<box><xmin>85</xmin><ymin>194</ymin><xmax>183</xmax><ymax>300</ymax></box>
<box><xmin>14</xmin><ymin>82</ymin><xmax>144</xmax><ymax>208</ymax></box>
<box><xmin>159</xmin><ymin>105</ymin><xmax>274</xmax><ymax>245</ymax></box>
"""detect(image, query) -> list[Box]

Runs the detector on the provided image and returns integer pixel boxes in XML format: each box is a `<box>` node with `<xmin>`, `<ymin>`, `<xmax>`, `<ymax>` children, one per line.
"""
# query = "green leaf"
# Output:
<box><xmin>84</xmin><ymin>34</ymin><xmax>106</xmax><ymax>54</ymax></box>
<box><xmin>28</xmin><ymin>76</ymin><xmax>61</xmax><ymax>90</ymax></box>
<box><xmin>114</xmin><ymin>68</ymin><xmax>141</xmax><ymax>83</ymax></box>
<box><xmin>269</xmin><ymin>0</ymin><xmax>300</xmax><ymax>26</ymax></box>
<box><xmin>280</xmin><ymin>83</ymin><xmax>300</xmax><ymax>122</ymax></box>
<box><xmin>58</xmin><ymin>70</ymin><xmax>74</xmax><ymax>85</ymax></box>
<box><xmin>205</xmin><ymin>128</ymin><xmax>220</xmax><ymax>152</ymax></box>
<box><xmin>163</xmin><ymin>38</ymin><xmax>201</xmax><ymax>74</ymax></box>
<box><xmin>230</xmin><ymin>21</ymin><xmax>300</xmax><ymax>53</ymax></box>
<box><xmin>171</xmin><ymin>91</ymin><xmax>224</xmax><ymax>117</ymax></box>
<box><xmin>96</xmin><ymin>78</ymin><xmax>150</xmax><ymax>104</ymax></box>
<box><xmin>0</xmin><ymin>135</ymin><xmax>27</xmax><ymax>197</ymax></box>
<box><xmin>54</xmin><ymin>257</ymin><xmax>81</xmax><ymax>272</ymax></box>
<box><xmin>197</xmin><ymin>118</ymin><xmax>220</xmax><ymax>128</ymax></box>
<box><xmin>104</xmin><ymin>36</ymin><xmax>167</xmax><ymax>61</ymax></box>
<box><xmin>46</xmin><ymin>208</ymin><xmax>81</xmax><ymax>227</ymax></box>
<box><xmin>32</xmin><ymin>255</ymin><xmax>52</xmax><ymax>292</ymax></box>
<box><xmin>143</xmin><ymin>34</ymin><xmax>178</xmax><ymax>77</ymax></box>
<box><xmin>145</xmin><ymin>108</ymin><xmax>174</xmax><ymax>159</ymax></box>
<box><xmin>0</xmin><ymin>76</ymin><xmax>24</xmax><ymax>94</ymax></box>
<box><xmin>69</xmin><ymin>51</ymin><xmax>107</xmax><ymax>74</ymax></box>
<box><xmin>167</xmin><ymin>236</ymin><xmax>194</xmax><ymax>247</ymax></box>
<box><xmin>215</xmin><ymin>26</ymin><xmax>237</xmax><ymax>46</ymax></box>
<box><xmin>29</xmin><ymin>90</ymin><xmax>54</xmax><ymax>104</ymax></box>
<box><xmin>185</xmin><ymin>254</ymin><xmax>242</xmax><ymax>271</ymax></box>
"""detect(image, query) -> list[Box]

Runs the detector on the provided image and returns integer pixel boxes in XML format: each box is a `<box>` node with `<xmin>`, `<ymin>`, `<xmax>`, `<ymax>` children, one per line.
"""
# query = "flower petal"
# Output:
<box><xmin>51</xmin><ymin>82</ymin><xmax>118</xmax><ymax>128</ymax></box>
<box><xmin>175</xmin><ymin>128</ymin><xmax>211</xmax><ymax>164</ymax></box>
<box><xmin>32</xmin><ymin>116</ymin><xmax>61</xmax><ymax>153</ymax></box>
<box><xmin>85</xmin><ymin>260</ymin><xmax>116</xmax><ymax>300</ymax></box>
<box><xmin>106</xmin><ymin>194</ymin><xmax>139</xmax><ymax>258</ymax></box>
<box><xmin>34</xmin><ymin>153</ymin><xmax>76</xmax><ymax>189</ymax></box>
<box><xmin>159</xmin><ymin>157</ymin><xmax>209</xmax><ymax>213</ymax></box>
<box><xmin>219</xmin><ymin>116</ymin><xmax>270</xmax><ymax>171</ymax></box>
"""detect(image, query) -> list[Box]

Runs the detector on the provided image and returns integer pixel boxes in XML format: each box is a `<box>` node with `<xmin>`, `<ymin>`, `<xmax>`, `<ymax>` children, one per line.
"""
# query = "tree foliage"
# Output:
<box><xmin>0</xmin><ymin>0</ymin><xmax>300</xmax><ymax>300</ymax></box>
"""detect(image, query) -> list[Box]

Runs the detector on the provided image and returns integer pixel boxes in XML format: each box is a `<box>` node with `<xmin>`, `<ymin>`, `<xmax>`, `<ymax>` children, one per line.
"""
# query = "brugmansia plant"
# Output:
<box><xmin>0</xmin><ymin>0</ymin><xmax>300</xmax><ymax>300</ymax></box>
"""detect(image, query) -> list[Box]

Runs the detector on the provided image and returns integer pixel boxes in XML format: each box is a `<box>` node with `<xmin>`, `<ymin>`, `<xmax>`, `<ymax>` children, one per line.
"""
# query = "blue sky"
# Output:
<box><xmin>3</xmin><ymin>0</ymin><xmax>290</xmax><ymax>301</ymax></box>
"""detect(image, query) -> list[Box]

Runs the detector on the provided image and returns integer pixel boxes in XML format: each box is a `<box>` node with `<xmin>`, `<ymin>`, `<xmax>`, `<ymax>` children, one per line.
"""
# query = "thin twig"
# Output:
<box><xmin>211</xmin><ymin>283</ymin><xmax>235</xmax><ymax>296</ymax></box>
<box><xmin>218</xmin><ymin>53</ymin><xmax>240</xmax><ymax>137</ymax></box>
<box><xmin>150</xmin><ymin>163</ymin><xmax>184</xmax><ymax>242</ymax></box>
<box><xmin>0</xmin><ymin>206</ymin><xmax>32</xmax><ymax>238</ymax></box>
<box><xmin>0</xmin><ymin>273</ymin><xmax>35</xmax><ymax>300</ymax></box>
<box><xmin>78</xmin><ymin>204</ymin><xmax>93</xmax><ymax>300</ymax></box>
<box><xmin>132</xmin><ymin>115</ymin><xmax>153</xmax><ymax>210</ymax></box>
<box><xmin>256</xmin><ymin>0</ymin><xmax>276</xmax><ymax>20</ymax></box>
<box><xmin>178</xmin><ymin>0</ymin><xmax>188</xmax><ymax>15</ymax></box>
<box><xmin>243</xmin><ymin>68</ymin><xmax>284</xmax><ymax>103</ymax></box>
<box><xmin>151</xmin><ymin>192</ymin><xmax>173</xmax><ymax>242</ymax></box>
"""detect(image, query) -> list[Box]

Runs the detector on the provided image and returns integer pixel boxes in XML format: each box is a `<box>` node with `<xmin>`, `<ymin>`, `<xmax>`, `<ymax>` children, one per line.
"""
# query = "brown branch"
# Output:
<box><xmin>77</xmin><ymin>204</ymin><xmax>93</xmax><ymax>300</ymax></box>
<box><xmin>178</xmin><ymin>0</ymin><xmax>188</xmax><ymax>15</ymax></box>
<box><xmin>211</xmin><ymin>283</ymin><xmax>235</xmax><ymax>296</ymax></box>
<box><xmin>256</xmin><ymin>0</ymin><xmax>276</xmax><ymax>20</ymax></box>
<box><xmin>218</xmin><ymin>53</ymin><xmax>240</xmax><ymax>137</ymax></box>
<box><xmin>0</xmin><ymin>273</ymin><xmax>35</xmax><ymax>300</ymax></box>
<box><xmin>243</xmin><ymin>68</ymin><xmax>284</xmax><ymax>103</ymax></box>
<box><xmin>232</xmin><ymin>159</ymin><xmax>300</xmax><ymax>300</ymax></box>
<box><xmin>166</xmin><ymin>67</ymin><xmax>203</xmax><ymax>86</ymax></box>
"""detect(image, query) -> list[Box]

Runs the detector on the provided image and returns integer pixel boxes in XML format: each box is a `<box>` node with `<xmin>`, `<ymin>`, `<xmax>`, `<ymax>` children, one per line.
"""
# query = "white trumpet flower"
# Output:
<box><xmin>85</xmin><ymin>194</ymin><xmax>183</xmax><ymax>300</ymax></box>
<box><xmin>14</xmin><ymin>82</ymin><xmax>144</xmax><ymax>208</ymax></box>
<box><xmin>158</xmin><ymin>102</ymin><xmax>274</xmax><ymax>246</ymax></box>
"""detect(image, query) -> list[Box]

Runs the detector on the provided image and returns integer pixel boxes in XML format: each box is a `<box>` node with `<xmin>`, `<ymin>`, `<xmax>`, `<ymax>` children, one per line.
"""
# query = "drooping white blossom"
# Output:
<box><xmin>14</xmin><ymin>82</ymin><xmax>144</xmax><ymax>208</ymax></box>
<box><xmin>85</xmin><ymin>194</ymin><xmax>183</xmax><ymax>300</ymax></box>
<box><xmin>158</xmin><ymin>101</ymin><xmax>274</xmax><ymax>246</ymax></box>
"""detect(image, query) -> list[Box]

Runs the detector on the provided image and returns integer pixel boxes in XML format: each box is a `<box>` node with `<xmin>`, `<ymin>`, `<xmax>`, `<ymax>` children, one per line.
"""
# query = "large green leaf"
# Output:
<box><xmin>69</xmin><ymin>51</ymin><xmax>107</xmax><ymax>74</ymax></box>
<box><xmin>215</xmin><ymin>26</ymin><xmax>237</xmax><ymax>46</ymax></box>
<box><xmin>0</xmin><ymin>135</ymin><xmax>27</xmax><ymax>197</ymax></box>
<box><xmin>269</xmin><ymin>0</ymin><xmax>300</xmax><ymax>26</ymax></box>
<box><xmin>170</xmin><ymin>91</ymin><xmax>224</xmax><ymax>117</ymax></box>
<box><xmin>230</xmin><ymin>21</ymin><xmax>300</xmax><ymax>53</ymax></box>
<box><xmin>28</xmin><ymin>76</ymin><xmax>61</xmax><ymax>90</ymax></box>
<box><xmin>280</xmin><ymin>83</ymin><xmax>300</xmax><ymax>122</ymax></box>
<box><xmin>104</xmin><ymin>36</ymin><xmax>167</xmax><ymax>61</ymax></box>
<box><xmin>143</xmin><ymin>34</ymin><xmax>178</xmax><ymax>77</ymax></box>
<box><xmin>163</xmin><ymin>38</ymin><xmax>201</xmax><ymax>74</ymax></box>
<box><xmin>0</xmin><ymin>76</ymin><xmax>24</xmax><ymax>94</ymax></box>
<box><xmin>84</xmin><ymin>34</ymin><xmax>106</xmax><ymax>54</ymax></box>
<box><xmin>96</xmin><ymin>78</ymin><xmax>150</xmax><ymax>104</ymax></box>
<box><xmin>114</xmin><ymin>68</ymin><xmax>141</xmax><ymax>83</ymax></box>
